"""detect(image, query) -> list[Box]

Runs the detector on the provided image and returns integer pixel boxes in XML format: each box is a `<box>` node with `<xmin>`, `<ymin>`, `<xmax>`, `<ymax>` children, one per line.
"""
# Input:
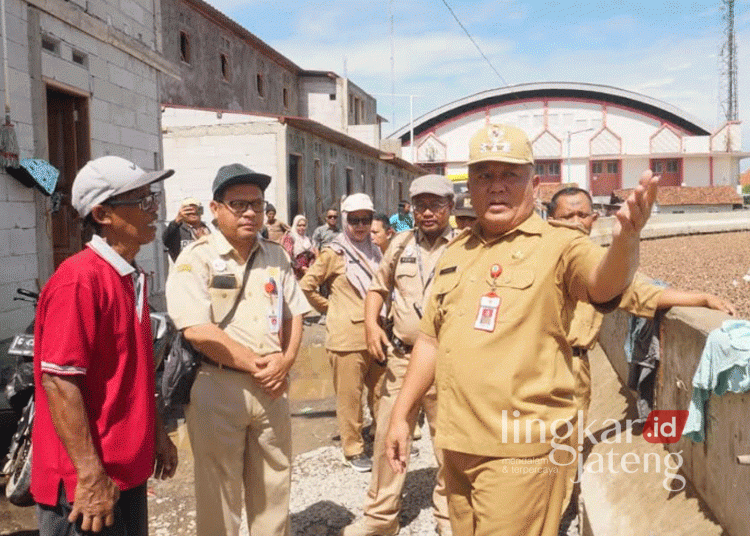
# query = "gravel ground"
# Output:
<box><xmin>638</xmin><ymin>231</ymin><xmax>750</xmax><ymax>319</ymax></box>
<box><xmin>286</xmin><ymin>428</ymin><xmax>441</xmax><ymax>536</ymax></box>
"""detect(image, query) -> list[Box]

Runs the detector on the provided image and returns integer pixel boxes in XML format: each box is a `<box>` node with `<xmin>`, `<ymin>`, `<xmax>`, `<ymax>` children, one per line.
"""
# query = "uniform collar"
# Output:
<box><xmin>211</xmin><ymin>230</ymin><xmax>263</xmax><ymax>260</ymax></box>
<box><xmin>469</xmin><ymin>212</ymin><xmax>545</xmax><ymax>245</ymax></box>
<box><xmin>87</xmin><ymin>234</ymin><xmax>136</xmax><ymax>276</ymax></box>
<box><xmin>415</xmin><ymin>225</ymin><xmax>454</xmax><ymax>246</ymax></box>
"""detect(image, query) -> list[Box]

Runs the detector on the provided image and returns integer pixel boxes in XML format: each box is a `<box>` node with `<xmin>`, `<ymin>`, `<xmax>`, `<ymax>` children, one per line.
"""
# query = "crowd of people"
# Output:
<box><xmin>28</xmin><ymin>123</ymin><xmax>736</xmax><ymax>536</ymax></box>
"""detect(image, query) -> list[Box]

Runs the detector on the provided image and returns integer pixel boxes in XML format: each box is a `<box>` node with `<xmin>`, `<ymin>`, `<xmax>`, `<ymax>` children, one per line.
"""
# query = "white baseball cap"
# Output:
<box><xmin>72</xmin><ymin>156</ymin><xmax>174</xmax><ymax>218</ymax></box>
<box><xmin>340</xmin><ymin>193</ymin><xmax>374</xmax><ymax>213</ymax></box>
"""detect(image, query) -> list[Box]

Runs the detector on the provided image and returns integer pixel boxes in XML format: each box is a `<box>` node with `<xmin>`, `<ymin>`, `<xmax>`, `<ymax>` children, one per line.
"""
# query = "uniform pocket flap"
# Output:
<box><xmin>493</xmin><ymin>268</ymin><xmax>535</xmax><ymax>290</ymax></box>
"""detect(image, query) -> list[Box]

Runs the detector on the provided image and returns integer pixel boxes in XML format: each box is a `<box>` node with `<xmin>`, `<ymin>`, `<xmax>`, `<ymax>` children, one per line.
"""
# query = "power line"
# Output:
<box><xmin>438</xmin><ymin>0</ymin><xmax>508</xmax><ymax>86</ymax></box>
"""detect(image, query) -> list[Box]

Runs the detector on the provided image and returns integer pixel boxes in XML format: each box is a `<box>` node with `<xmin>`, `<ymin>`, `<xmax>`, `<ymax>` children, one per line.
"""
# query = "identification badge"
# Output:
<box><xmin>474</xmin><ymin>293</ymin><xmax>501</xmax><ymax>332</ymax></box>
<box><xmin>266</xmin><ymin>267</ymin><xmax>283</xmax><ymax>335</ymax></box>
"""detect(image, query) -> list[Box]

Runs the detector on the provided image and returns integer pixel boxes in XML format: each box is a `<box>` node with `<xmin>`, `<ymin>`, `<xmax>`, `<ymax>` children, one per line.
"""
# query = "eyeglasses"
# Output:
<box><xmin>220</xmin><ymin>199</ymin><xmax>267</xmax><ymax>215</ymax></box>
<box><xmin>413</xmin><ymin>199</ymin><xmax>450</xmax><ymax>213</ymax></box>
<box><xmin>106</xmin><ymin>191</ymin><xmax>161</xmax><ymax>212</ymax></box>
<box><xmin>347</xmin><ymin>215</ymin><xmax>373</xmax><ymax>226</ymax></box>
<box><xmin>326</xmin><ymin>214</ymin><xmax>338</xmax><ymax>220</ymax></box>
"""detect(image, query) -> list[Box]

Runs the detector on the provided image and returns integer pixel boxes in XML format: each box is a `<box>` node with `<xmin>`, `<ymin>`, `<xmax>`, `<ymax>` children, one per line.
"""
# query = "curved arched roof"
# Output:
<box><xmin>389</xmin><ymin>82</ymin><xmax>711</xmax><ymax>142</ymax></box>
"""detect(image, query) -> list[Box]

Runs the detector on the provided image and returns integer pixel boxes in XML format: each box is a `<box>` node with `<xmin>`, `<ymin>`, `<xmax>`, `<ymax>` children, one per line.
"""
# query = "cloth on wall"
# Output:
<box><xmin>683</xmin><ymin>320</ymin><xmax>750</xmax><ymax>442</ymax></box>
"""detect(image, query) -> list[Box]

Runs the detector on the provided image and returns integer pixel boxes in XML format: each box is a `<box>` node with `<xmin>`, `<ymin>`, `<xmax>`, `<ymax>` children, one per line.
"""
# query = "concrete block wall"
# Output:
<box><xmin>38</xmin><ymin>11</ymin><xmax>161</xmax><ymax>164</ymax></box>
<box><xmin>0</xmin><ymin>0</ymin><xmax>37</xmax><ymax>338</ymax></box>
<box><xmin>0</xmin><ymin>0</ymin><xmax>169</xmax><ymax>338</ymax></box>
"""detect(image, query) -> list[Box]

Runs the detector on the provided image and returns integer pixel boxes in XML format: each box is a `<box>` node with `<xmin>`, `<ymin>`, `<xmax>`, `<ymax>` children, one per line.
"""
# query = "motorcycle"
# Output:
<box><xmin>1</xmin><ymin>288</ymin><xmax>175</xmax><ymax>507</ymax></box>
<box><xmin>2</xmin><ymin>289</ymin><xmax>38</xmax><ymax>506</ymax></box>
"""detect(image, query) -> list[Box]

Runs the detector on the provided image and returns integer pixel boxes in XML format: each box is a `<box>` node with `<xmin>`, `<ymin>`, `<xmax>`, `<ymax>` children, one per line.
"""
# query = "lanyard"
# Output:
<box><xmin>413</xmin><ymin>233</ymin><xmax>436</xmax><ymax>293</ymax></box>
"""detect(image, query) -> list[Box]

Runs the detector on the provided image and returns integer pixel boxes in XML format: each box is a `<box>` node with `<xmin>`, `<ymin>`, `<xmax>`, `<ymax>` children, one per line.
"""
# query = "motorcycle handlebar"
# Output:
<box><xmin>14</xmin><ymin>289</ymin><xmax>39</xmax><ymax>302</ymax></box>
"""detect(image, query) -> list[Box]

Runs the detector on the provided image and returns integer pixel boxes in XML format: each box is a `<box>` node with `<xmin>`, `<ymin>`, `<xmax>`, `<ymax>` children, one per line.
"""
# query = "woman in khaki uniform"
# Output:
<box><xmin>300</xmin><ymin>193</ymin><xmax>386</xmax><ymax>472</ymax></box>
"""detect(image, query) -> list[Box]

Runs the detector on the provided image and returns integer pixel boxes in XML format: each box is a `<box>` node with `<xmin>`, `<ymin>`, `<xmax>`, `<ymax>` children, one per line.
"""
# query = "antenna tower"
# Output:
<box><xmin>719</xmin><ymin>0</ymin><xmax>738</xmax><ymax>122</ymax></box>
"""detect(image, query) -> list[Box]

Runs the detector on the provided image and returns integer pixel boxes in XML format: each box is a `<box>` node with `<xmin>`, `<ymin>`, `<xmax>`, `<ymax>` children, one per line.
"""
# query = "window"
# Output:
<box><xmin>650</xmin><ymin>158</ymin><xmax>681</xmax><ymax>186</ymax></box>
<box><xmin>179</xmin><ymin>31</ymin><xmax>190</xmax><ymax>64</ymax></box>
<box><xmin>256</xmin><ymin>73</ymin><xmax>264</xmax><ymax>97</ymax></box>
<box><xmin>42</xmin><ymin>35</ymin><xmax>60</xmax><ymax>54</ymax></box>
<box><xmin>329</xmin><ymin>93</ymin><xmax>336</xmax><ymax>100</ymax></box>
<box><xmin>220</xmin><ymin>53</ymin><xmax>230</xmax><ymax>81</ymax></box>
<box><xmin>592</xmin><ymin>162</ymin><xmax>603</xmax><ymax>174</ymax></box>
<box><xmin>283</xmin><ymin>87</ymin><xmax>289</xmax><ymax>108</ymax></box>
<box><xmin>535</xmin><ymin>160</ymin><xmax>562</xmax><ymax>183</ymax></box>
<box><xmin>345</xmin><ymin>168</ymin><xmax>353</xmax><ymax>195</ymax></box>
<box><xmin>606</xmin><ymin>161</ymin><xmax>618</xmax><ymax>174</ymax></box>
<box><xmin>72</xmin><ymin>50</ymin><xmax>88</xmax><ymax>66</ymax></box>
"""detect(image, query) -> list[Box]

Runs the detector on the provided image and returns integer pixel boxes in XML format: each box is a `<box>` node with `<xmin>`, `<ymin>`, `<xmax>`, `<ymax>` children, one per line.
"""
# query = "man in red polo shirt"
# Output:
<box><xmin>32</xmin><ymin>156</ymin><xmax>178</xmax><ymax>535</ymax></box>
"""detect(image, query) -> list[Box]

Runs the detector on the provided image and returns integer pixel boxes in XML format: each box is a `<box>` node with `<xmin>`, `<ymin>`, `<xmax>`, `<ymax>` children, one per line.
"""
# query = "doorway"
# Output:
<box><xmin>46</xmin><ymin>86</ymin><xmax>90</xmax><ymax>268</ymax></box>
<box><xmin>288</xmin><ymin>154</ymin><xmax>302</xmax><ymax>220</ymax></box>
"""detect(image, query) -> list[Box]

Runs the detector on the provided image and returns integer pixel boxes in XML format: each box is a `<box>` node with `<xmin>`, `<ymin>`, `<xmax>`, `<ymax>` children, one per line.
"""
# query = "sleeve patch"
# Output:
<box><xmin>176</xmin><ymin>264</ymin><xmax>192</xmax><ymax>272</ymax></box>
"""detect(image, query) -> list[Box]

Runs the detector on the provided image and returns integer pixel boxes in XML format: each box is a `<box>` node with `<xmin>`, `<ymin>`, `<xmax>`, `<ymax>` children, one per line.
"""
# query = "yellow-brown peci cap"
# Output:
<box><xmin>467</xmin><ymin>124</ymin><xmax>534</xmax><ymax>166</ymax></box>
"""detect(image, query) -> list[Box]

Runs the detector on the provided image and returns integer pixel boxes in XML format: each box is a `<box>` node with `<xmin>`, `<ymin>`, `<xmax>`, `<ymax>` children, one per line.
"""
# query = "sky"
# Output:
<box><xmin>204</xmin><ymin>0</ymin><xmax>750</xmax><ymax>163</ymax></box>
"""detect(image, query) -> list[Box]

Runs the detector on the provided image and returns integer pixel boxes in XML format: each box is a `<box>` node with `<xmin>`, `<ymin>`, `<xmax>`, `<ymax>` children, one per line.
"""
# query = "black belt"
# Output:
<box><xmin>201</xmin><ymin>356</ymin><xmax>246</xmax><ymax>374</ymax></box>
<box><xmin>572</xmin><ymin>346</ymin><xmax>588</xmax><ymax>357</ymax></box>
<box><xmin>391</xmin><ymin>336</ymin><xmax>414</xmax><ymax>354</ymax></box>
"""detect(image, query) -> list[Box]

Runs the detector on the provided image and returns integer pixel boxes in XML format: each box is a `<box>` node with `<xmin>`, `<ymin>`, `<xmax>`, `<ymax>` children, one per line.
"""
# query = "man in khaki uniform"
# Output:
<box><xmin>166</xmin><ymin>163</ymin><xmax>310</xmax><ymax>536</ymax></box>
<box><xmin>342</xmin><ymin>175</ymin><xmax>456</xmax><ymax>536</ymax></box>
<box><xmin>548</xmin><ymin>186</ymin><xmax>736</xmax><ymax>515</ymax></box>
<box><xmin>384</xmin><ymin>124</ymin><xmax>660</xmax><ymax>536</ymax></box>
<box><xmin>300</xmin><ymin>193</ymin><xmax>386</xmax><ymax>472</ymax></box>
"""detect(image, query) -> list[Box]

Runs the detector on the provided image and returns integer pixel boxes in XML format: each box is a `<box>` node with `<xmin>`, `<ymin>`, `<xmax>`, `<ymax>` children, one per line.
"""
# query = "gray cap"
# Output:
<box><xmin>72</xmin><ymin>156</ymin><xmax>173</xmax><ymax>218</ymax></box>
<box><xmin>212</xmin><ymin>163</ymin><xmax>271</xmax><ymax>197</ymax></box>
<box><xmin>409</xmin><ymin>174</ymin><xmax>454</xmax><ymax>200</ymax></box>
<box><xmin>454</xmin><ymin>193</ymin><xmax>475</xmax><ymax>217</ymax></box>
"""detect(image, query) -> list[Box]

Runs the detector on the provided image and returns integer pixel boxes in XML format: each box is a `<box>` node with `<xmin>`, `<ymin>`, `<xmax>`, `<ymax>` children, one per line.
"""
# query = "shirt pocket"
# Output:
<box><xmin>492</xmin><ymin>268</ymin><xmax>535</xmax><ymax>320</ymax></box>
<box><xmin>208</xmin><ymin>286</ymin><xmax>241</xmax><ymax>323</ymax></box>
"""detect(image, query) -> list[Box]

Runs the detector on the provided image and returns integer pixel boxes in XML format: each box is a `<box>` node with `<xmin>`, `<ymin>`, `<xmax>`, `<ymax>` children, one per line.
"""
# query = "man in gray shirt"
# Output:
<box><xmin>312</xmin><ymin>207</ymin><xmax>340</xmax><ymax>251</ymax></box>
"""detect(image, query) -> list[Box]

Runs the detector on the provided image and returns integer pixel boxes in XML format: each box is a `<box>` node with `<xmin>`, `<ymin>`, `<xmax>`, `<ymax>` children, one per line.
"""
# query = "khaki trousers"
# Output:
<box><xmin>329</xmin><ymin>349</ymin><xmax>386</xmax><ymax>458</ymax></box>
<box><xmin>185</xmin><ymin>364</ymin><xmax>292</xmax><ymax>536</ymax></box>
<box><xmin>562</xmin><ymin>351</ymin><xmax>591</xmax><ymax>516</ymax></box>
<box><xmin>345</xmin><ymin>349</ymin><xmax>451</xmax><ymax>535</ymax></box>
<box><xmin>443</xmin><ymin>447</ymin><xmax>574</xmax><ymax>536</ymax></box>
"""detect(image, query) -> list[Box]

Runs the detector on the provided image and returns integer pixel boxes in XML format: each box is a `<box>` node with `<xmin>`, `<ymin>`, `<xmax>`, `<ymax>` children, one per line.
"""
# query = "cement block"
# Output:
<box><xmin>92</xmin><ymin>78</ymin><xmax>122</xmax><ymax>103</ymax></box>
<box><xmin>0</xmin><ymin>202</ymin><xmax>35</xmax><ymax>229</ymax></box>
<box><xmin>0</xmin><ymin>175</ymin><xmax>8</xmax><ymax>202</ymax></box>
<box><xmin>10</xmin><ymin>228</ymin><xmax>37</xmax><ymax>255</ymax></box>
<box><xmin>0</xmin><ymin>253</ymin><xmax>38</xmax><ymax>285</ymax></box>
<box><xmin>92</xmin><ymin>120</ymin><xmax>121</xmax><ymax>146</ymax></box>
<box><xmin>6</xmin><ymin>178</ymin><xmax>34</xmax><ymax>203</ymax></box>
<box><xmin>105</xmin><ymin>48</ymin><xmax>128</xmax><ymax>69</ymax></box>
<box><xmin>108</xmin><ymin>64</ymin><xmax>135</xmax><ymax>91</ymax></box>
<box><xmin>0</xmin><ymin>229</ymin><xmax>11</xmax><ymax>257</ymax></box>
<box><xmin>111</xmin><ymin>104</ymin><xmax>137</xmax><ymax>128</ymax></box>
<box><xmin>90</xmin><ymin>99</ymin><xmax>111</xmax><ymax>124</ymax></box>
<box><xmin>136</xmin><ymin>112</ymin><xmax>157</xmax><ymax>133</ymax></box>
<box><xmin>130</xmin><ymin>148</ymin><xmax>152</xmax><ymax>169</ymax></box>
<box><xmin>119</xmin><ymin>126</ymin><xmax>149</xmax><ymax>151</ymax></box>
<box><xmin>120</xmin><ymin>0</ymin><xmax>147</xmax><ymax>23</ymax></box>
<box><xmin>88</xmin><ymin>55</ymin><xmax>108</xmax><ymax>80</ymax></box>
<box><xmin>41</xmin><ymin>54</ymin><xmax>89</xmax><ymax>94</ymax></box>
<box><xmin>137</xmin><ymin>78</ymin><xmax>157</xmax><ymax>99</ymax></box>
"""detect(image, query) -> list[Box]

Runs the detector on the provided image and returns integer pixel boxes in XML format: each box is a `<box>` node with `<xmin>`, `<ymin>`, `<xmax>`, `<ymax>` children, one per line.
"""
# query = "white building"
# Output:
<box><xmin>0</xmin><ymin>0</ymin><xmax>177</xmax><ymax>338</ymax></box>
<box><xmin>161</xmin><ymin>106</ymin><xmax>422</xmax><ymax>227</ymax></box>
<box><xmin>390</xmin><ymin>82</ymin><xmax>749</xmax><ymax>200</ymax></box>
